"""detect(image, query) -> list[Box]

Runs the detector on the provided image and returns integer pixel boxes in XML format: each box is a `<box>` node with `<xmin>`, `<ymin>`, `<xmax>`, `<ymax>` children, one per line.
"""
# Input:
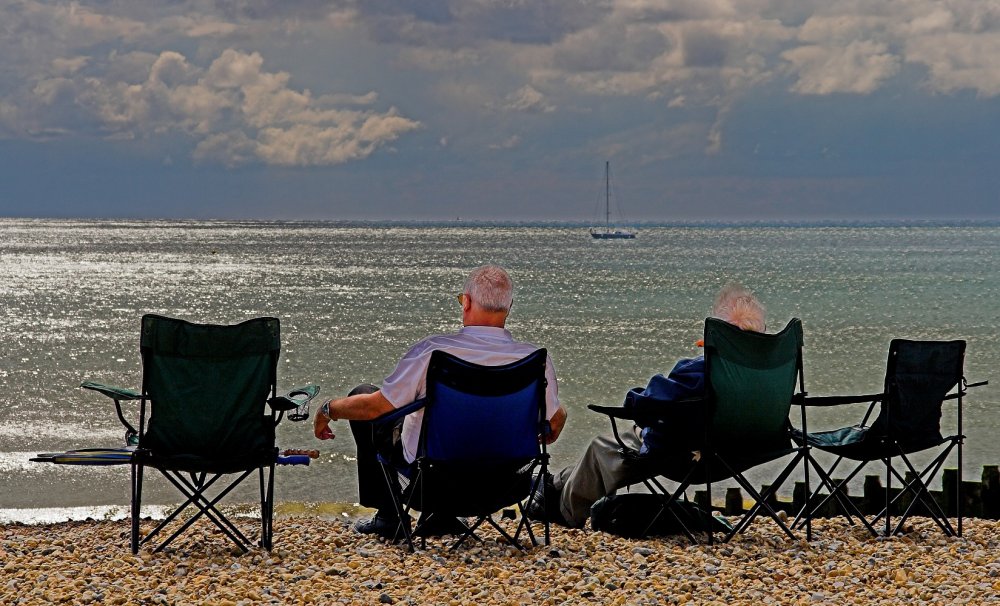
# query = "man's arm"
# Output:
<box><xmin>314</xmin><ymin>390</ymin><xmax>395</xmax><ymax>440</ymax></box>
<box><xmin>545</xmin><ymin>405</ymin><xmax>567</xmax><ymax>445</ymax></box>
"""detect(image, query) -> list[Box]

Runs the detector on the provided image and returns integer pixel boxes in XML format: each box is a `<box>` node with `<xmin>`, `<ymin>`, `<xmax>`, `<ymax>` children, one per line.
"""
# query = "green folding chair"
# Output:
<box><xmin>35</xmin><ymin>314</ymin><xmax>318</xmax><ymax>553</ymax></box>
<box><xmin>590</xmin><ymin>318</ymin><xmax>815</xmax><ymax>543</ymax></box>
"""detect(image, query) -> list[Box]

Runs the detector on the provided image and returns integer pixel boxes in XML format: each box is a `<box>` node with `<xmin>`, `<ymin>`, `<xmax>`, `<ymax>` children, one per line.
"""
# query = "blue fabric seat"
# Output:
<box><xmin>373</xmin><ymin>348</ymin><xmax>551</xmax><ymax>551</ymax></box>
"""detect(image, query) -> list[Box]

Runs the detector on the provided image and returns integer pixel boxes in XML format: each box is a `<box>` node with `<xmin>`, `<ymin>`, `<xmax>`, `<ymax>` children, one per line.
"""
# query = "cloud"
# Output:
<box><xmin>349</xmin><ymin>0</ymin><xmax>605</xmax><ymax>46</ymax></box>
<box><xmin>488</xmin><ymin>134</ymin><xmax>521</xmax><ymax>150</ymax></box>
<box><xmin>905</xmin><ymin>32</ymin><xmax>1000</xmax><ymax>96</ymax></box>
<box><xmin>783</xmin><ymin>40</ymin><xmax>900</xmax><ymax>95</ymax></box>
<box><xmin>7</xmin><ymin>45</ymin><xmax>421</xmax><ymax>166</ymax></box>
<box><xmin>497</xmin><ymin>86</ymin><xmax>556</xmax><ymax>113</ymax></box>
<box><xmin>2</xmin><ymin>0</ymin><xmax>1000</xmax><ymax>167</ymax></box>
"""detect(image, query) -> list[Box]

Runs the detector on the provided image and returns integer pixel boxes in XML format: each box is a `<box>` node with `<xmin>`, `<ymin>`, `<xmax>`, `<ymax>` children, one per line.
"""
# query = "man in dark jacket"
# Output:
<box><xmin>532</xmin><ymin>283</ymin><xmax>766</xmax><ymax>528</ymax></box>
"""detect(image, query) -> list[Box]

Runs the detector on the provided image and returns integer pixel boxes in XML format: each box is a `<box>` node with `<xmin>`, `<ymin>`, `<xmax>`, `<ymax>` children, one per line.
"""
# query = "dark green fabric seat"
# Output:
<box><xmin>64</xmin><ymin>315</ymin><xmax>318</xmax><ymax>554</ymax></box>
<box><xmin>590</xmin><ymin>318</ymin><xmax>815</xmax><ymax>543</ymax></box>
<box><xmin>792</xmin><ymin>339</ymin><xmax>982</xmax><ymax>537</ymax></box>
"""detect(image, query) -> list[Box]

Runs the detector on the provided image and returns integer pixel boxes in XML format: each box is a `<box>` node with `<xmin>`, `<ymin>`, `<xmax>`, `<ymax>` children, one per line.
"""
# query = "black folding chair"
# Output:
<box><xmin>793</xmin><ymin>339</ymin><xmax>987</xmax><ymax>536</ymax></box>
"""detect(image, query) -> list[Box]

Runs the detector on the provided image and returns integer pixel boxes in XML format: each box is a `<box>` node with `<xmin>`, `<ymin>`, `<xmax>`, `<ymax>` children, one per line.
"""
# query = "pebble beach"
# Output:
<box><xmin>3</xmin><ymin>514</ymin><xmax>1000</xmax><ymax>605</ymax></box>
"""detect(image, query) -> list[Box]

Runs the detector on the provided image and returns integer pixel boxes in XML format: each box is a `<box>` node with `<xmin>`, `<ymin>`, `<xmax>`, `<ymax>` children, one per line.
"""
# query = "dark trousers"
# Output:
<box><xmin>348</xmin><ymin>384</ymin><xmax>406</xmax><ymax>516</ymax></box>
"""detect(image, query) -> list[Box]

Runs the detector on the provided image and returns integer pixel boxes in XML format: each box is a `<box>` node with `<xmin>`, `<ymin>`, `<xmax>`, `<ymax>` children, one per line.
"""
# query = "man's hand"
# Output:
<box><xmin>314</xmin><ymin>400</ymin><xmax>335</xmax><ymax>440</ymax></box>
<box><xmin>313</xmin><ymin>391</ymin><xmax>393</xmax><ymax>441</ymax></box>
<box><xmin>544</xmin><ymin>406</ymin><xmax>567</xmax><ymax>445</ymax></box>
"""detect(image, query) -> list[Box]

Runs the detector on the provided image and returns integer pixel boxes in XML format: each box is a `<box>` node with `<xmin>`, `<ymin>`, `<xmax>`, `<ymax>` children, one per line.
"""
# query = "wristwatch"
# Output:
<box><xmin>320</xmin><ymin>400</ymin><xmax>332</xmax><ymax>421</ymax></box>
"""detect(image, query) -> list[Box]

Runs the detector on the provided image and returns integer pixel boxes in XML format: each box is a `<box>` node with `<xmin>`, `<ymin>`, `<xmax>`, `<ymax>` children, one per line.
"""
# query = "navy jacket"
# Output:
<box><xmin>624</xmin><ymin>356</ymin><xmax>706</xmax><ymax>455</ymax></box>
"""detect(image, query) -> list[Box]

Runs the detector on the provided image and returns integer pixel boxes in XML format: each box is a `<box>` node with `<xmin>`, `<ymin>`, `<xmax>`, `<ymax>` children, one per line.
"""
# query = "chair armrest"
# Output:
<box><xmin>587</xmin><ymin>404</ymin><xmax>663</xmax><ymax>430</ymax></box>
<box><xmin>799</xmin><ymin>393</ymin><xmax>883</xmax><ymax>407</ymax></box>
<box><xmin>372</xmin><ymin>398</ymin><xmax>427</xmax><ymax>427</ymax></box>
<box><xmin>943</xmin><ymin>379</ymin><xmax>989</xmax><ymax>402</ymax></box>
<box><xmin>269</xmin><ymin>385</ymin><xmax>321</xmax><ymax>412</ymax></box>
<box><xmin>80</xmin><ymin>381</ymin><xmax>141</xmax><ymax>444</ymax></box>
<box><xmin>80</xmin><ymin>381</ymin><xmax>142</xmax><ymax>401</ymax></box>
<box><xmin>588</xmin><ymin>397</ymin><xmax>707</xmax><ymax>426</ymax></box>
<box><xmin>587</xmin><ymin>404</ymin><xmax>639</xmax><ymax>420</ymax></box>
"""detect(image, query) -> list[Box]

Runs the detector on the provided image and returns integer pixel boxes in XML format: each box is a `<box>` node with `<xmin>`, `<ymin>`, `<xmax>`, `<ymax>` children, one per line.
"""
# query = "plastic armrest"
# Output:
<box><xmin>800</xmin><ymin>393</ymin><xmax>884</xmax><ymax>407</ymax></box>
<box><xmin>80</xmin><ymin>381</ymin><xmax>142</xmax><ymax>401</ymax></box>
<box><xmin>372</xmin><ymin>398</ymin><xmax>427</xmax><ymax>427</ymax></box>
<box><xmin>269</xmin><ymin>384</ymin><xmax>321</xmax><ymax>412</ymax></box>
<box><xmin>80</xmin><ymin>381</ymin><xmax>141</xmax><ymax>441</ymax></box>
<box><xmin>588</xmin><ymin>404</ymin><xmax>640</xmax><ymax>421</ymax></box>
<box><xmin>588</xmin><ymin>397</ymin><xmax>706</xmax><ymax>425</ymax></box>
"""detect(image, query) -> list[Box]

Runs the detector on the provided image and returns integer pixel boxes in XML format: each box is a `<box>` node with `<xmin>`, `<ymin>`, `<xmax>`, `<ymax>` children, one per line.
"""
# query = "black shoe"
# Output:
<box><xmin>353</xmin><ymin>512</ymin><xmax>402</xmax><ymax>539</ymax></box>
<box><xmin>414</xmin><ymin>514</ymin><xmax>469</xmax><ymax>537</ymax></box>
<box><xmin>525</xmin><ymin>472</ymin><xmax>568</xmax><ymax>526</ymax></box>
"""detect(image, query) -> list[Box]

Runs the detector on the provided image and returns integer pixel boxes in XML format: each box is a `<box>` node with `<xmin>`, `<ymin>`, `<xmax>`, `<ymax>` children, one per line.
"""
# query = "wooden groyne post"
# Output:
<box><xmin>694</xmin><ymin>464</ymin><xmax>1000</xmax><ymax>519</ymax></box>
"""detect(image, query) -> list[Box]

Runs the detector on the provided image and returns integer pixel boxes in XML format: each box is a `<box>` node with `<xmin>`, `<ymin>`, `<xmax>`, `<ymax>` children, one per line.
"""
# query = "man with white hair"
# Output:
<box><xmin>315</xmin><ymin>264</ymin><xmax>568</xmax><ymax>538</ymax></box>
<box><xmin>529</xmin><ymin>283</ymin><xmax>766</xmax><ymax>528</ymax></box>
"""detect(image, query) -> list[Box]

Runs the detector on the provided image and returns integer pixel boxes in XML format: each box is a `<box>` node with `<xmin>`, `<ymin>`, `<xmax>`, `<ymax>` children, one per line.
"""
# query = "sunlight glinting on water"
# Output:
<box><xmin>1</xmin><ymin>219</ymin><xmax>998</xmax><ymax>519</ymax></box>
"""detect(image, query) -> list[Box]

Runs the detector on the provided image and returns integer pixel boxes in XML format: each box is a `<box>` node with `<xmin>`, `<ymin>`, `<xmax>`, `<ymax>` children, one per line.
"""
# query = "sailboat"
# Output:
<box><xmin>589</xmin><ymin>161</ymin><xmax>636</xmax><ymax>239</ymax></box>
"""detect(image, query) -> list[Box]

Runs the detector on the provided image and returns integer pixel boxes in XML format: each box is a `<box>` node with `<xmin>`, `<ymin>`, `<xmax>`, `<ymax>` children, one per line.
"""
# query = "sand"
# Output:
<box><xmin>3</xmin><ymin>514</ymin><xmax>1000</xmax><ymax>605</ymax></box>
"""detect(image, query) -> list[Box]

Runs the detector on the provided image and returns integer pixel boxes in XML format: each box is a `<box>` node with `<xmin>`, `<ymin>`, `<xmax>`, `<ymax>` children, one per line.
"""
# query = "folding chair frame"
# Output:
<box><xmin>373</xmin><ymin>349</ymin><xmax>552</xmax><ymax>553</ymax></box>
<box><xmin>793</xmin><ymin>377</ymin><xmax>987</xmax><ymax>537</ymax></box>
<box><xmin>130</xmin><ymin>457</ymin><xmax>278</xmax><ymax>553</ymax></box>
<box><xmin>589</xmin><ymin>318</ymin><xmax>815</xmax><ymax>544</ymax></box>
<box><xmin>381</xmin><ymin>450</ymin><xmax>549</xmax><ymax>552</ymax></box>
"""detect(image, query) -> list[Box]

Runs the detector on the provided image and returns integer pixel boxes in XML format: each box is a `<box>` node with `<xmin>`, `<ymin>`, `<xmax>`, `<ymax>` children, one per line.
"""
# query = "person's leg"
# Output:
<box><xmin>554</xmin><ymin>428</ymin><xmax>646</xmax><ymax>528</ymax></box>
<box><xmin>347</xmin><ymin>384</ymin><xmax>403</xmax><ymax>533</ymax></box>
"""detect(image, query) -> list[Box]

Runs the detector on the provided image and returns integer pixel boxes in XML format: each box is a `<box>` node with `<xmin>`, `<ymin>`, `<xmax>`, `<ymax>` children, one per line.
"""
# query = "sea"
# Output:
<box><xmin>1</xmin><ymin>218</ymin><xmax>998</xmax><ymax>523</ymax></box>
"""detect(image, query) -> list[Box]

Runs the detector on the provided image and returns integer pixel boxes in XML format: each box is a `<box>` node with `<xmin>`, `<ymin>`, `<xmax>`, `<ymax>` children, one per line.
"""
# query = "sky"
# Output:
<box><xmin>1</xmin><ymin>0</ymin><xmax>999</xmax><ymax>222</ymax></box>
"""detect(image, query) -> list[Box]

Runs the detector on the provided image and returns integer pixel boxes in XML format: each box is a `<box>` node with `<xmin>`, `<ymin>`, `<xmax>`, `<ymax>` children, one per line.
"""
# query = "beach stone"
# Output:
<box><xmin>6</xmin><ymin>516</ymin><xmax>1000</xmax><ymax>605</ymax></box>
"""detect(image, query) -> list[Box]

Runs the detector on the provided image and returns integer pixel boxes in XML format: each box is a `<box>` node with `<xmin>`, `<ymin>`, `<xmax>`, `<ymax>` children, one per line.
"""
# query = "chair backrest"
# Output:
<box><xmin>870</xmin><ymin>339</ymin><xmax>965</xmax><ymax>448</ymax></box>
<box><xmin>139</xmin><ymin>314</ymin><xmax>280</xmax><ymax>459</ymax></box>
<box><xmin>703</xmin><ymin>317</ymin><xmax>803</xmax><ymax>451</ymax></box>
<box><xmin>420</xmin><ymin>348</ymin><xmax>547</xmax><ymax>464</ymax></box>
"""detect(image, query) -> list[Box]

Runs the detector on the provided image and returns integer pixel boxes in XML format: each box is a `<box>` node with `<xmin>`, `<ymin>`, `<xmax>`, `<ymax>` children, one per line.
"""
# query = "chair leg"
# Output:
<box><xmin>260</xmin><ymin>463</ymin><xmax>276</xmax><ymax>551</ymax></box>
<box><xmin>379</xmin><ymin>462</ymin><xmax>414</xmax><ymax>551</ymax></box>
<box><xmin>803</xmin><ymin>446</ymin><xmax>811</xmax><ymax>543</ymax></box>
<box><xmin>885</xmin><ymin>456</ymin><xmax>892</xmax><ymax>537</ymax></box>
<box><xmin>131</xmin><ymin>461</ymin><xmax>143</xmax><ymax>554</ymax></box>
<box><xmin>642</xmin><ymin>474</ymin><xmax>700</xmax><ymax>543</ymax></box>
<box><xmin>482</xmin><ymin>516</ymin><xmax>524</xmax><ymax>552</ymax></box>
<box><xmin>706</xmin><ymin>456</ymin><xmax>714</xmax><ymax>546</ymax></box>
<box><xmin>891</xmin><ymin>447</ymin><xmax>957</xmax><ymax>536</ymax></box>
<box><xmin>449</xmin><ymin>516</ymin><xmax>487</xmax><ymax>551</ymax></box>
<box><xmin>149</xmin><ymin>470</ymin><xmax>256</xmax><ymax>553</ymax></box>
<box><xmin>720</xmin><ymin>452</ymin><xmax>803</xmax><ymax>541</ymax></box>
<box><xmin>514</xmin><ymin>470</ymin><xmax>542</xmax><ymax>547</ymax></box>
<box><xmin>632</xmin><ymin>472</ymin><xmax>700</xmax><ymax>544</ymax></box>
<box><xmin>792</xmin><ymin>456</ymin><xmax>876</xmax><ymax>537</ymax></box>
<box><xmin>515</xmin><ymin>460</ymin><xmax>551</xmax><ymax>547</ymax></box>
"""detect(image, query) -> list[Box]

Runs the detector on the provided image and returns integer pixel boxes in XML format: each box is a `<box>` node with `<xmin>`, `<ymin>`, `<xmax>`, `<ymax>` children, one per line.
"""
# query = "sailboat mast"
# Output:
<box><xmin>605</xmin><ymin>160</ymin><xmax>611</xmax><ymax>229</ymax></box>
<box><xmin>589</xmin><ymin>159</ymin><xmax>636</xmax><ymax>239</ymax></box>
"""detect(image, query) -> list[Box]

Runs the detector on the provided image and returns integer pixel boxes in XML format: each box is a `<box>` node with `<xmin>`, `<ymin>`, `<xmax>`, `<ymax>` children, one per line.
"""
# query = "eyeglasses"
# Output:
<box><xmin>456</xmin><ymin>293</ymin><xmax>467</xmax><ymax>305</ymax></box>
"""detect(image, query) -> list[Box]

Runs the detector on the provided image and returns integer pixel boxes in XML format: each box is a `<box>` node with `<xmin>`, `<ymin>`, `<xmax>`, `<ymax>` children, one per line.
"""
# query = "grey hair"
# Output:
<box><xmin>711</xmin><ymin>283</ymin><xmax>766</xmax><ymax>332</ymax></box>
<box><xmin>463</xmin><ymin>265</ymin><xmax>514</xmax><ymax>312</ymax></box>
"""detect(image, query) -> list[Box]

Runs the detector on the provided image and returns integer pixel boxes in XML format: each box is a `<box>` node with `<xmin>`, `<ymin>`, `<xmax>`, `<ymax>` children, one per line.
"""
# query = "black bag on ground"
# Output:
<box><xmin>590</xmin><ymin>493</ymin><xmax>732</xmax><ymax>538</ymax></box>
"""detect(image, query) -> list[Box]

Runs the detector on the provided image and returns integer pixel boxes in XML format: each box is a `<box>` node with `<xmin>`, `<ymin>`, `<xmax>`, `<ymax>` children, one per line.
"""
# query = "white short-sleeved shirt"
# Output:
<box><xmin>380</xmin><ymin>326</ymin><xmax>561</xmax><ymax>463</ymax></box>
